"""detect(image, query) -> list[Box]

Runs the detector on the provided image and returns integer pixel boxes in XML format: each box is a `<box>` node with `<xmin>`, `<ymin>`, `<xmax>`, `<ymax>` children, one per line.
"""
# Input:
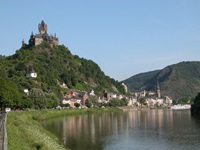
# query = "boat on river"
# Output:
<box><xmin>171</xmin><ymin>104</ymin><xmax>191</xmax><ymax>110</ymax></box>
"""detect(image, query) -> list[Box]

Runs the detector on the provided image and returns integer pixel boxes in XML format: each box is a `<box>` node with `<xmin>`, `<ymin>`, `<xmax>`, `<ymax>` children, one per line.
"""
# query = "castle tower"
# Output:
<box><xmin>22</xmin><ymin>39</ymin><xmax>25</xmax><ymax>46</ymax></box>
<box><xmin>38</xmin><ymin>20</ymin><xmax>47</xmax><ymax>35</ymax></box>
<box><xmin>27</xmin><ymin>20</ymin><xmax>58</xmax><ymax>47</ymax></box>
<box><xmin>157</xmin><ymin>79</ymin><xmax>161</xmax><ymax>98</ymax></box>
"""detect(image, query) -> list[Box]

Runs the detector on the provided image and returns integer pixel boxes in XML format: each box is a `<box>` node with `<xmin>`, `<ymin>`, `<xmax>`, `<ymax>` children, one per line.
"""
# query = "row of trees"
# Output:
<box><xmin>0</xmin><ymin>75</ymin><xmax>126</xmax><ymax>110</ymax></box>
<box><xmin>0</xmin><ymin>77</ymin><xmax>59</xmax><ymax>110</ymax></box>
<box><xmin>0</xmin><ymin>77</ymin><xmax>127</xmax><ymax>110</ymax></box>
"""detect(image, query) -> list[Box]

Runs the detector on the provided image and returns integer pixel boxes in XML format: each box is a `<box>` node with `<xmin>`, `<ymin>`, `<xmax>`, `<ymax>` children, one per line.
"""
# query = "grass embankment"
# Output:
<box><xmin>7</xmin><ymin>108</ymin><xmax>121</xmax><ymax>150</ymax></box>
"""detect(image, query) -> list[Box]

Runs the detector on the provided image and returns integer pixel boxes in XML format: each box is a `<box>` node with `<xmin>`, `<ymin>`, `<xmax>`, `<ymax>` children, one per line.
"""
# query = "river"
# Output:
<box><xmin>43</xmin><ymin>109</ymin><xmax>200</xmax><ymax>150</ymax></box>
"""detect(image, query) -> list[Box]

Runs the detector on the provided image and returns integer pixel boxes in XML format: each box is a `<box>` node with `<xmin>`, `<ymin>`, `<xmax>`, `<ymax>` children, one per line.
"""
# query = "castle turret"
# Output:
<box><xmin>38</xmin><ymin>20</ymin><xmax>47</xmax><ymax>35</ymax></box>
<box><xmin>22</xmin><ymin>39</ymin><xmax>25</xmax><ymax>46</ymax></box>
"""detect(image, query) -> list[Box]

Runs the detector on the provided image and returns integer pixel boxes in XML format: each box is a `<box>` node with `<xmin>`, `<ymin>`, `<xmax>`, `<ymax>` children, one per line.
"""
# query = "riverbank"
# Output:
<box><xmin>7</xmin><ymin>108</ymin><xmax>121</xmax><ymax>150</ymax></box>
<box><xmin>118</xmin><ymin>106</ymin><xmax>173</xmax><ymax>111</ymax></box>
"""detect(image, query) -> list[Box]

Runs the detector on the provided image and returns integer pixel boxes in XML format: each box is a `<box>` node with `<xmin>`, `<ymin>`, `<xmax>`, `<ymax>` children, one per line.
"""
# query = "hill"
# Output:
<box><xmin>121</xmin><ymin>70</ymin><xmax>160</xmax><ymax>91</ymax></box>
<box><xmin>122</xmin><ymin>61</ymin><xmax>200</xmax><ymax>99</ymax></box>
<box><xmin>0</xmin><ymin>42</ymin><xmax>125</xmax><ymax>108</ymax></box>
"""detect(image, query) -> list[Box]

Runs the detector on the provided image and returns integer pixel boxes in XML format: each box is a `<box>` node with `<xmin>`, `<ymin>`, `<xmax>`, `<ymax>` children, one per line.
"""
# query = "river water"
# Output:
<box><xmin>43</xmin><ymin>109</ymin><xmax>200</xmax><ymax>150</ymax></box>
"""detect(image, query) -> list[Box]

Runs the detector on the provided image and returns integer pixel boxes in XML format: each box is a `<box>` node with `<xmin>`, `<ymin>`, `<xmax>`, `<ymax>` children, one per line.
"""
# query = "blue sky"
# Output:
<box><xmin>0</xmin><ymin>0</ymin><xmax>200</xmax><ymax>81</ymax></box>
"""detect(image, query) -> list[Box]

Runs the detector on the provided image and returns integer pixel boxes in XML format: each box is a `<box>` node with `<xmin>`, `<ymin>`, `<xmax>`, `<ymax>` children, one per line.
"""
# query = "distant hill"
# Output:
<box><xmin>121</xmin><ymin>70</ymin><xmax>160</xmax><ymax>91</ymax></box>
<box><xmin>122</xmin><ymin>61</ymin><xmax>200</xmax><ymax>99</ymax></box>
<box><xmin>0</xmin><ymin>42</ymin><xmax>125</xmax><ymax>99</ymax></box>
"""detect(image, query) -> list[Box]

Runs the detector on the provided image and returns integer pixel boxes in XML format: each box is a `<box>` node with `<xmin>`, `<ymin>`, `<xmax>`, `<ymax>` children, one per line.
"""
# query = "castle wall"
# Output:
<box><xmin>35</xmin><ymin>38</ymin><xmax>43</xmax><ymax>46</ymax></box>
<box><xmin>28</xmin><ymin>20</ymin><xmax>59</xmax><ymax>47</ymax></box>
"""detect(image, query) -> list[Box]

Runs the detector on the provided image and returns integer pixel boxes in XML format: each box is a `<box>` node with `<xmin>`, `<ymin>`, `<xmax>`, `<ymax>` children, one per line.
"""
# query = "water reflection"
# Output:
<box><xmin>43</xmin><ymin>110</ymin><xmax>200</xmax><ymax>150</ymax></box>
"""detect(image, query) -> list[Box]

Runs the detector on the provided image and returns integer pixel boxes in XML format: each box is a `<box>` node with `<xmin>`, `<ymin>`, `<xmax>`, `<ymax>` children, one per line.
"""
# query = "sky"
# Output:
<box><xmin>0</xmin><ymin>0</ymin><xmax>200</xmax><ymax>81</ymax></box>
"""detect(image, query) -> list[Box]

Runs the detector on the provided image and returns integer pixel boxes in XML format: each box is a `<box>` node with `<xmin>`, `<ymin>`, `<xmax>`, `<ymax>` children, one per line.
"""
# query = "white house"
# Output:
<box><xmin>89</xmin><ymin>89</ymin><xmax>95</xmax><ymax>96</ymax></box>
<box><xmin>24</xmin><ymin>89</ymin><xmax>29</xmax><ymax>95</ymax></box>
<box><xmin>62</xmin><ymin>99</ymin><xmax>71</xmax><ymax>105</ymax></box>
<box><xmin>156</xmin><ymin>98</ymin><xmax>164</xmax><ymax>106</ymax></box>
<box><xmin>164</xmin><ymin>96</ymin><xmax>173</xmax><ymax>106</ymax></box>
<box><xmin>26</xmin><ymin>68</ymin><xmax>37</xmax><ymax>78</ymax></box>
<box><xmin>111</xmin><ymin>94</ymin><xmax>117</xmax><ymax>99</ymax></box>
<box><xmin>147</xmin><ymin>98</ymin><xmax>157</xmax><ymax>107</ymax></box>
<box><xmin>127</xmin><ymin>97</ymin><xmax>137</xmax><ymax>106</ymax></box>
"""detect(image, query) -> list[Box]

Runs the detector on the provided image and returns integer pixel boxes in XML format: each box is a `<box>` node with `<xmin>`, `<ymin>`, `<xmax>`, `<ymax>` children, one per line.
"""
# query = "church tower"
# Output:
<box><xmin>38</xmin><ymin>20</ymin><xmax>47</xmax><ymax>35</ymax></box>
<box><xmin>157</xmin><ymin>78</ymin><xmax>161</xmax><ymax>98</ymax></box>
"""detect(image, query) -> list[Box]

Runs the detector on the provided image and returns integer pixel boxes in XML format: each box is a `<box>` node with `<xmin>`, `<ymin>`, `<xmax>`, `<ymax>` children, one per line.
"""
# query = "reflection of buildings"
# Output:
<box><xmin>49</xmin><ymin>109</ymin><xmax>194</xmax><ymax>149</ymax></box>
<box><xmin>46</xmin><ymin>109</ymin><xmax>197</xmax><ymax>150</ymax></box>
<box><xmin>60</xmin><ymin>112</ymin><xmax>125</xmax><ymax>149</ymax></box>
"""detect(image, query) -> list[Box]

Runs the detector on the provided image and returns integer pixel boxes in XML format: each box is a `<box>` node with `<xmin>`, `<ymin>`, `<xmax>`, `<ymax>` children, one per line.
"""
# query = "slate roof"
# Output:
<box><xmin>27</xmin><ymin>68</ymin><xmax>36</xmax><ymax>74</ymax></box>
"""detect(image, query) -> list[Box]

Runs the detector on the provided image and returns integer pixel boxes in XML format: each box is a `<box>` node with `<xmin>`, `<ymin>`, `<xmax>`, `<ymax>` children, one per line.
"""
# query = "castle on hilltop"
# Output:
<box><xmin>23</xmin><ymin>20</ymin><xmax>59</xmax><ymax>47</ymax></box>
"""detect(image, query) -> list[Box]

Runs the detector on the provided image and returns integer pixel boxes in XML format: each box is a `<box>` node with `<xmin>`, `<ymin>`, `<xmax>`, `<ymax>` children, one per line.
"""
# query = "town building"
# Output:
<box><xmin>26</xmin><ymin>68</ymin><xmax>37</xmax><ymax>78</ymax></box>
<box><xmin>62</xmin><ymin>90</ymin><xmax>88</xmax><ymax>108</ymax></box>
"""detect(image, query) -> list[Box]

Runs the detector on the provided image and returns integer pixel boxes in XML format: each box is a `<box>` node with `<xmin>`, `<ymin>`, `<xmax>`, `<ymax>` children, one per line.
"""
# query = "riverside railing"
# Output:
<box><xmin>2</xmin><ymin>113</ymin><xmax>7</xmax><ymax>150</ymax></box>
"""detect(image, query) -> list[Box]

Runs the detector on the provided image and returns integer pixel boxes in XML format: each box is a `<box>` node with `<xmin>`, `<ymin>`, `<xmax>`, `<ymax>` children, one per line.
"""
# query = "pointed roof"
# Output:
<box><xmin>40</xmin><ymin>20</ymin><xmax>45</xmax><ymax>27</ymax></box>
<box><xmin>27</xmin><ymin>68</ymin><xmax>36</xmax><ymax>74</ymax></box>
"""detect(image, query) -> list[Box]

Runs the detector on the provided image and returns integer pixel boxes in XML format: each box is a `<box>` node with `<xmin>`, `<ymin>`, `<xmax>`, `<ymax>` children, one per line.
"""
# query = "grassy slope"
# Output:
<box><xmin>7</xmin><ymin>108</ymin><xmax>121</xmax><ymax>150</ymax></box>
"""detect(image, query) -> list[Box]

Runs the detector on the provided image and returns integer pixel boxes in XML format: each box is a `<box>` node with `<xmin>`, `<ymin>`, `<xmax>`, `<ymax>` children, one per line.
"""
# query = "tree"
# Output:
<box><xmin>29</xmin><ymin>88</ymin><xmax>46</xmax><ymax>109</ymax></box>
<box><xmin>89</xmin><ymin>95</ymin><xmax>98</xmax><ymax>107</ymax></box>
<box><xmin>0</xmin><ymin>78</ymin><xmax>21</xmax><ymax>109</ymax></box>
<box><xmin>61</xmin><ymin>103</ymin><xmax>70</xmax><ymax>107</ymax></box>
<box><xmin>74</xmin><ymin>103</ymin><xmax>80</xmax><ymax>108</ymax></box>
<box><xmin>85</xmin><ymin>99</ymin><xmax>92</xmax><ymax>108</ymax></box>
<box><xmin>191</xmin><ymin>93</ymin><xmax>200</xmax><ymax>114</ymax></box>
<box><xmin>45</xmin><ymin>93</ymin><xmax>59</xmax><ymax>108</ymax></box>
<box><xmin>139</xmin><ymin>97</ymin><xmax>147</xmax><ymax>105</ymax></box>
<box><xmin>120</xmin><ymin>98</ymin><xmax>128</xmax><ymax>106</ymax></box>
<box><xmin>109</xmin><ymin>99</ymin><xmax>120</xmax><ymax>107</ymax></box>
<box><xmin>19</xmin><ymin>95</ymin><xmax>33</xmax><ymax>109</ymax></box>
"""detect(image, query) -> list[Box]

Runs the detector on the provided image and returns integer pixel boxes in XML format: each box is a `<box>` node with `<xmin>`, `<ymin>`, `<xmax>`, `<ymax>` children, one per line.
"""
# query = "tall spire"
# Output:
<box><xmin>157</xmin><ymin>78</ymin><xmax>161</xmax><ymax>98</ymax></box>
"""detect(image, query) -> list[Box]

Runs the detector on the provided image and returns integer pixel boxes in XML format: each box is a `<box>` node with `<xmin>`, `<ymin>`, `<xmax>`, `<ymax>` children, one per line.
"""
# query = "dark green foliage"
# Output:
<box><xmin>46</xmin><ymin>93</ymin><xmax>59</xmax><ymax>108</ymax></box>
<box><xmin>139</xmin><ymin>97</ymin><xmax>147</xmax><ymax>105</ymax></box>
<box><xmin>15</xmin><ymin>62</ymin><xmax>27</xmax><ymax>71</ymax></box>
<box><xmin>0</xmin><ymin>44</ymin><xmax>125</xmax><ymax>109</ymax></box>
<box><xmin>0</xmin><ymin>78</ymin><xmax>21</xmax><ymax>108</ymax></box>
<box><xmin>20</xmin><ymin>95</ymin><xmax>33</xmax><ymax>109</ymax></box>
<box><xmin>61</xmin><ymin>103</ymin><xmax>70</xmax><ymax>107</ymax></box>
<box><xmin>29</xmin><ymin>88</ymin><xmax>46</xmax><ymax>109</ymax></box>
<box><xmin>109</xmin><ymin>99</ymin><xmax>120</xmax><ymax>107</ymax></box>
<box><xmin>122</xmin><ymin>70</ymin><xmax>160</xmax><ymax>91</ymax></box>
<box><xmin>89</xmin><ymin>96</ymin><xmax>98</xmax><ymax>107</ymax></box>
<box><xmin>85</xmin><ymin>100</ymin><xmax>92</xmax><ymax>108</ymax></box>
<box><xmin>120</xmin><ymin>98</ymin><xmax>128</xmax><ymax>106</ymax></box>
<box><xmin>109</xmin><ymin>98</ymin><xmax>127</xmax><ymax>107</ymax></box>
<box><xmin>191</xmin><ymin>93</ymin><xmax>200</xmax><ymax>114</ymax></box>
<box><xmin>74</xmin><ymin>103</ymin><xmax>80</xmax><ymax>108</ymax></box>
